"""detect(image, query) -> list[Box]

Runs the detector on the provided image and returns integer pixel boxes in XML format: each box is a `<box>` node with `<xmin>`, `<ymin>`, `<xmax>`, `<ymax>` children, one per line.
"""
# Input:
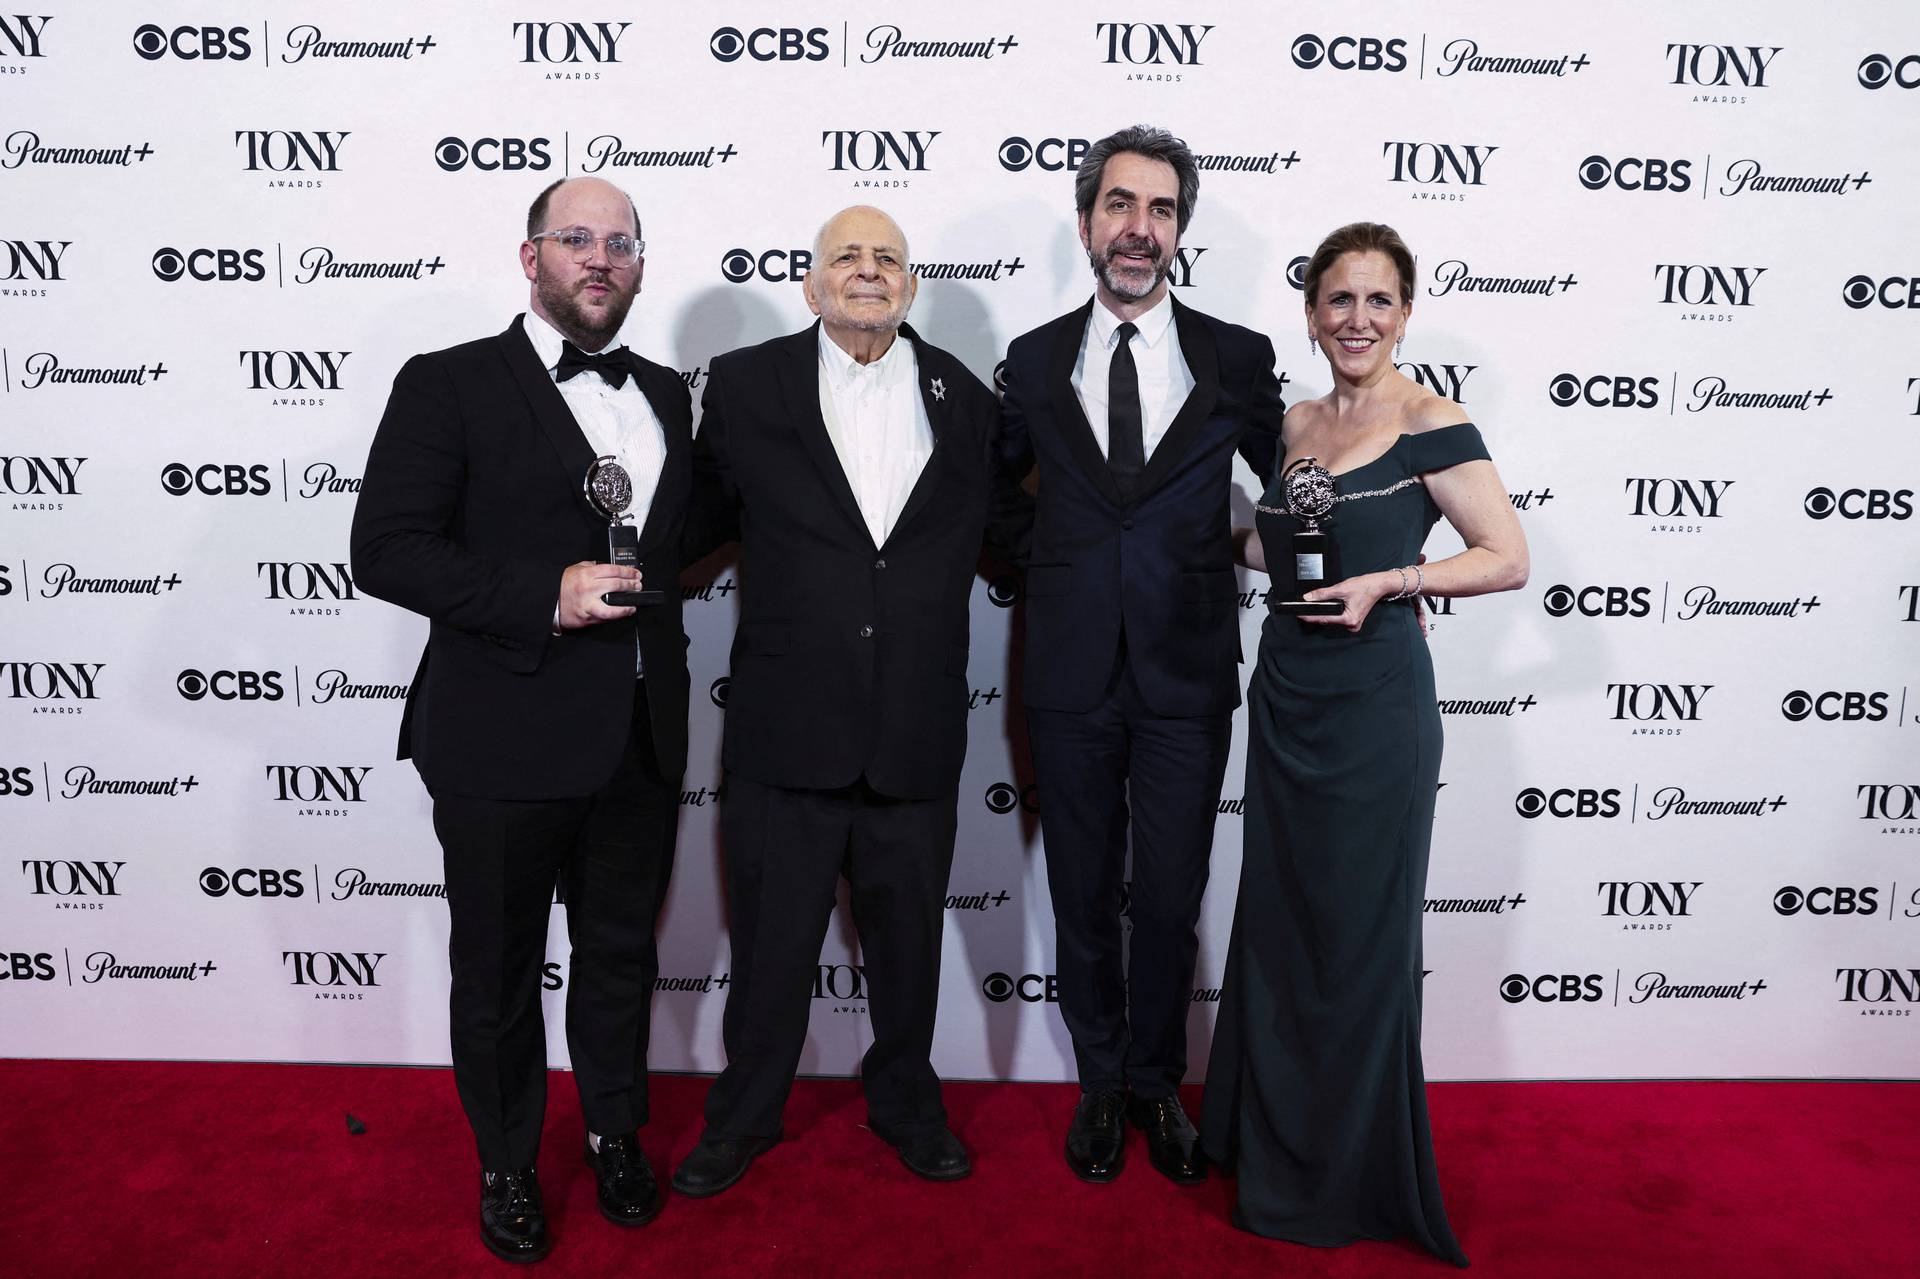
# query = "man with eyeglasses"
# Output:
<box><xmin>351</xmin><ymin>175</ymin><xmax>692</xmax><ymax>1264</ymax></box>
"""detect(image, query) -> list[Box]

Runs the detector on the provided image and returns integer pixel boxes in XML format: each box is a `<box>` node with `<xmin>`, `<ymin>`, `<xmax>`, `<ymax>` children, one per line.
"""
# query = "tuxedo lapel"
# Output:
<box><xmin>779</xmin><ymin>323</ymin><xmax>874</xmax><ymax>548</ymax></box>
<box><xmin>498</xmin><ymin>315</ymin><xmax>600</xmax><ymax>524</ymax></box>
<box><xmin>1135</xmin><ymin>297</ymin><xmax>1221</xmax><ymax>497</ymax></box>
<box><xmin>630</xmin><ymin>359</ymin><xmax>690</xmax><ymax>553</ymax></box>
<box><xmin>1046</xmin><ymin>300</ymin><xmax>1126</xmax><ymax>508</ymax></box>
<box><xmin>885</xmin><ymin>322</ymin><xmax>954</xmax><ymax>547</ymax></box>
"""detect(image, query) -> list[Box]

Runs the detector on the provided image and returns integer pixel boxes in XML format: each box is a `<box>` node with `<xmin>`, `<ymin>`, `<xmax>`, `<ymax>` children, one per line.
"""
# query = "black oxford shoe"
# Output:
<box><xmin>871</xmin><ymin>1122</ymin><xmax>972</xmax><ymax>1181</ymax></box>
<box><xmin>1065</xmin><ymin>1089</ymin><xmax>1127</xmax><ymax>1183</ymax></box>
<box><xmin>670</xmin><ymin>1135</ymin><xmax>780</xmax><ymax>1199</ymax></box>
<box><xmin>585</xmin><ymin>1133</ymin><xmax>662</xmax><ymax>1226</ymax></box>
<box><xmin>480</xmin><ymin>1168</ymin><xmax>551</xmax><ymax>1264</ymax></box>
<box><xmin>1128</xmin><ymin>1095</ymin><xmax>1206</xmax><ymax>1184</ymax></box>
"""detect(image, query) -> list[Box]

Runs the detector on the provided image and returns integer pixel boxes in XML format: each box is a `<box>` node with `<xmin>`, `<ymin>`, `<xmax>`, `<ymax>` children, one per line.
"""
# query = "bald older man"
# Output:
<box><xmin>353</xmin><ymin>176</ymin><xmax>691</xmax><ymax>1262</ymax></box>
<box><xmin>674</xmin><ymin>206</ymin><xmax>1029</xmax><ymax>1195</ymax></box>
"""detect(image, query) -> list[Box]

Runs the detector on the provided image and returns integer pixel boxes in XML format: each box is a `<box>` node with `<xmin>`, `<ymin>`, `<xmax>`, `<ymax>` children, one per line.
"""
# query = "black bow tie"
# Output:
<box><xmin>555</xmin><ymin>340</ymin><xmax>631</xmax><ymax>390</ymax></box>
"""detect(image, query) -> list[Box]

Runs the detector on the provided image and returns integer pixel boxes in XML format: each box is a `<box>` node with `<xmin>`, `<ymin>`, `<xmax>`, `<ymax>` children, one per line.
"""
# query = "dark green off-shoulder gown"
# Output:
<box><xmin>1202</xmin><ymin>422</ymin><xmax>1488</xmax><ymax>1268</ymax></box>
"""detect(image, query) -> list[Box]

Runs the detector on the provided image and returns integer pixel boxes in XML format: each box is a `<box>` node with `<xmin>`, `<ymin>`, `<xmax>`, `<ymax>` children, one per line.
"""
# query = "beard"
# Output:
<box><xmin>535</xmin><ymin>259</ymin><xmax>637</xmax><ymax>349</ymax></box>
<box><xmin>1087</xmin><ymin>235</ymin><xmax>1169</xmax><ymax>301</ymax></box>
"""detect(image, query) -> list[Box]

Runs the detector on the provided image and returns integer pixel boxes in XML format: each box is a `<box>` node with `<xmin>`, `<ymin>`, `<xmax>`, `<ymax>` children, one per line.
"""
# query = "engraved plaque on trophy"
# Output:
<box><xmin>583</xmin><ymin>455</ymin><xmax>662</xmax><ymax>607</ymax></box>
<box><xmin>1272</xmin><ymin>456</ymin><xmax>1343</xmax><ymax>616</ymax></box>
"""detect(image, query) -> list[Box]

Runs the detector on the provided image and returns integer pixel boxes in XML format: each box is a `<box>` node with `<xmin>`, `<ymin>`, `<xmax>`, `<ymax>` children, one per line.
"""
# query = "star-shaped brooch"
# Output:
<box><xmin>929</xmin><ymin>377</ymin><xmax>946</xmax><ymax>402</ymax></box>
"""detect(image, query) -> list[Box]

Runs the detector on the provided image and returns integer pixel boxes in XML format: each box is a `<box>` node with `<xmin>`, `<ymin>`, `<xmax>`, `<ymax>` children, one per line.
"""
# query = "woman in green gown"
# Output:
<box><xmin>1200</xmin><ymin>223</ymin><xmax>1530</xmax><ymax>1267</ymax></box>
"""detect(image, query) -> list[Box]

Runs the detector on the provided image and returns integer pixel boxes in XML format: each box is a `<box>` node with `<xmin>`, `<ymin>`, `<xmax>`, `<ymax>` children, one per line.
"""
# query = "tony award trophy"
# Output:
<box><xmin>584</xmin><ymin>455</ymin><xmax>663</xmax><ymax>607</ymax></box>
<box><xmin>1272</xmin><ymin>456</ymin><xmax>1342</xmax><ymax>616</ymax></box>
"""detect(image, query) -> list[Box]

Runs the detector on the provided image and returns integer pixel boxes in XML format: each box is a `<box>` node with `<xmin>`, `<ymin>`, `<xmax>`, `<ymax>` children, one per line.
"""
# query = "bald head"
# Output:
<box><xmin>526</xmin><ymin>176</ymin><xmax>639</xmax><ymax>242</ymax></box>
<box><xmin>812</xmin><ymin>205</ymin><xmax>910</xmax><ymax>272</ymax></box>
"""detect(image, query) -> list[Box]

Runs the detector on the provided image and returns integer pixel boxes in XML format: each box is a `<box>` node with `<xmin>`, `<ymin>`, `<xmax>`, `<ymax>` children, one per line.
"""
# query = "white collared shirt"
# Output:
<box><xmin>525</xmin><ymin>311</ymin><xmax>666</xmax><ymax>669</ymax></box>
<box><xmin>816</xmin><ymin>325</ymin><xmax>934</xmax><ymax>548</ymax></box>
<box><xmin>524</xmin><ymin>310</ymin><xmax>667</xmax><ymax>534</ymax></box>
<box><xmin>1071</xmin><ymin>290</ymin><xmax>1194</xmax><ymax>460</ymax></box>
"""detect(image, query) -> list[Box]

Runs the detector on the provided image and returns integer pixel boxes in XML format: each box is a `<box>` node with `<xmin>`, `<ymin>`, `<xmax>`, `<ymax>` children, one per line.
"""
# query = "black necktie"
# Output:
<box><xmin>1108</xmin><ymin>321</ymin><xmax>1143</xmax><ymax>499</ymax></box>
<box><xmin>555</xmin><ymin>340</ymin><xmax>631</xmax><ymax>390</ymax></box>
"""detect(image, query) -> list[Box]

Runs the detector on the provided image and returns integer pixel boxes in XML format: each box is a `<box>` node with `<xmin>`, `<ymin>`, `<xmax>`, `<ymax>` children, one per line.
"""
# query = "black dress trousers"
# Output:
<box><xmin>433</xmin><ymin>681</ymin><xmax>680</xmax><ymax>1172</ymax></box>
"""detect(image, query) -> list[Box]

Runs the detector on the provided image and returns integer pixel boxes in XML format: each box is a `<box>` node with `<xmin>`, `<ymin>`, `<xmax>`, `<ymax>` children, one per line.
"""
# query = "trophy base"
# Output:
<box><xmin>1271</xmin><ymin>599</ymin><xmax>1344</xmax><ymax>617</ymax></box>
<box><xmin>602</xmin><ymin>590</ymin><xmax>666</xmax><ymax>607</ymax></box>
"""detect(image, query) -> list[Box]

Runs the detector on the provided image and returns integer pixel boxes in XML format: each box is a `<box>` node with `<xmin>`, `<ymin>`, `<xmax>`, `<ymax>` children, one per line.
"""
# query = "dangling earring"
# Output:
<box><xmin>1395</xmin><ymin>332</ymin><xmax>1405</xmax><ymax>357</ymax></box>
<box><xmin>1306</xmin><ymin>332</ymin><xmax>1316</xmax><ymax>354</ymax></box>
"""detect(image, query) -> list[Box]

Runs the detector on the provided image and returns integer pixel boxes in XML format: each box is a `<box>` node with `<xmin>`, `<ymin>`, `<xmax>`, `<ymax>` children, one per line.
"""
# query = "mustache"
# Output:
<box><xmin>1105</xmin><ymin>238</ymin><xmax>1160</xmax><ymax>262</ymax></box>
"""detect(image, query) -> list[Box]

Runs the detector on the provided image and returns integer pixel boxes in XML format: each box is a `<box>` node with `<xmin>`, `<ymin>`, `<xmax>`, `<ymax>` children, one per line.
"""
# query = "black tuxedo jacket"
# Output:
<box><xmin>1000</xmin><ymin>296</ymin><xmax>1283</xmax><ymax>716</ymax></box>
<box><xmin>684</xmin><ymin>321</ymin><xmax>1027</xmax><ymax>799</ymax></box>
<box><xmin>350</xmin><ymin>314</ymin><xmax>692</xmax><ymax>800</ymax></box>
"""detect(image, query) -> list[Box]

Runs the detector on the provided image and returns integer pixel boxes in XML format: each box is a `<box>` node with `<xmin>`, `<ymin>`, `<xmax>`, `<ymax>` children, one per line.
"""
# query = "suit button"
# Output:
<box><xmin>1122</xmin><ymin>519</ymin><xmax>1135</xmax><ymax>531</ymax></box>
<box><xmin>860</xmin><ymin>625</ymin><xmax>874</xmax><ymax>638</ymax></box>
<box><xmin>874</xmin><ymin>558</ymin><xmax>887</xmax><ymax>570</ymax></box>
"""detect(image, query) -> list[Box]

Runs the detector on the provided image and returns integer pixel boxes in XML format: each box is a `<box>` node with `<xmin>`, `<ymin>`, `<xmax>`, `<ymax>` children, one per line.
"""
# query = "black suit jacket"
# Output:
<box><xmin>350</xmin><ymin>314</ymin><xmax>692</xmax><ymax>800</ymax></box>
<box><xmin>1000</xmin><ymin>296</ymin><xmax>1283</xmax><ymax>716</ymax></box>
<box><xmin>685</xmin><ymin>321</ymin><xmax>1026</xmax><ymax>799</ymax></box>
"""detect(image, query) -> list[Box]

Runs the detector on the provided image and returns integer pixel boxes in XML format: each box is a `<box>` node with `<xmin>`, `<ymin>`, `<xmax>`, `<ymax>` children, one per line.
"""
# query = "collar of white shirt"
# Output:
<box><xmin>817</xmin><ymin>323</ymin><xmax>912</xmax><ymax>392</ymax></box>
<box><xmin>1088</xmin><ymin>289</ymin><xmax>1176</xmax><ymax>353</ymax></box>
<box><xmin>524</xmin><ymin>309</ymin><xmax>620</xmax><ymax>380</ymax></box>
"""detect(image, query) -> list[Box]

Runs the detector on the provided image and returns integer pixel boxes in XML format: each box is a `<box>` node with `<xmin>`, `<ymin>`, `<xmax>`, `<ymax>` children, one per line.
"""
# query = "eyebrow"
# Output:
<box><xmin>1103</xmin><ymin>185</ymin><xmax>1177</xmax><ymax>211</ymax></box>
<box><xmin>829</xmin><ymin>242</ymin><xmax>902</xmax><ymax>256</ymax></box>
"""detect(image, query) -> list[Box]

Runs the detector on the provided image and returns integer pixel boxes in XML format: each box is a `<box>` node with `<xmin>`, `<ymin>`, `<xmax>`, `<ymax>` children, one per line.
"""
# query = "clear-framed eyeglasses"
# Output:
<box><xmin>530</xmin><ymin>226</ymin><xmax>643</xmax><ymax>266</ymax></box>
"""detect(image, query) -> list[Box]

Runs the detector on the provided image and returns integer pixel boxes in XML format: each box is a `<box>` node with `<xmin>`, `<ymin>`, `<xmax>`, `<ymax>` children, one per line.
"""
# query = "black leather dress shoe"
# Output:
<box><xmin>871</xmin><ymin>1122</ymin><xmax>972</xmax><ymax>1181</ymax></box>
<box><xmin>585</xmin><ymin>1133</ymin><xmax>662</xmax><ymax>1227</ymax></box>
<box><xmin>1065</xmin><ymin>1089</ymin><xmax>1127</xmax><ymax>1182</ymax></box>
<box><xmin>670</xmin><ymin>1135</ymin><xmax>779</xmax><ymax>1199</ymax></box>
<box><xmin>1128</xmin><ymin>1095</ymin><xmax>1207</xmax><ymax>1184</ymax></box>
<box><xmin>480</xmin><ymin>1169</ymin><xmax>551</xmax><ymax>1264</ymax></box>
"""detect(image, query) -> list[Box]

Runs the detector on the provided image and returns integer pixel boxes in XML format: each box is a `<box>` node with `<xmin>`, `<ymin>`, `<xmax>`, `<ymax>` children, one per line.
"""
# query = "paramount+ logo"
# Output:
<box><xmin>1500</xmin><ymin>973</ymin><xmax>1604</xmax><ymax>1003</ymax></box>
<box><xmin>1803</xmin><ymin>487</ymin><xmax>1913</xmax><ymax>520</ymax></box>
<box><xmin>721</xmin><ymin>246</ymin><xmax>810</xmax><ymax>283</ymax></box>
<box><xmin>1578</xmin><ymin>155</ymin><xmax>1692</xmax><ymax>193</ymax></box>
<box><xmin>1290</xmin><ymin>34</ymin><xmax>1406</xmax><ymax>72</ymax></box>
<box><xmin>709</xmin><ymin>26</ymin><xmax>829</xmax><ymax>62</ymax></box>
<box><xmin>435</xmin><ymin>136</ymin><xmax>551</xmax><ymax>172</ymax></box>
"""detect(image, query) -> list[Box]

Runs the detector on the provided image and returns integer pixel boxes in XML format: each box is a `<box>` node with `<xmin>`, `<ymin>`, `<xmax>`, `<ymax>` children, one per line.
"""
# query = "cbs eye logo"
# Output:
<box><xmin>1804</xmin><ymin>488</ymin><xmax>1837</xmax><ymax>518</ymax></box>
<box><xmin>998</xmin><ymin>137</ymin><xmax>1036</xmax><ymax>170</ymax></box>
<box><xmin>1286</xmin><ymin>256</ymin><xmax>1308</xmax><ymax>291</ymax></box>
<box><xmin>1858</xmin><ymin>54</ymin><xmax>1920</xmax><ymax>90</ymax></box>
<box><xmin>987</xmin><ymin>575</ymin><xmax>1021</xmax><ymax>607</ymax></box>
<box><xmin>1542</xmin><ymin>585</ymin><xmax>1576</xmax><ymax>617</ymax></box>
<box><xmin>1773</xmin><ymin>886</ymin><xmax>1807</xmax><ymax>914</ymax></box>
<box><xmin>1842</xmin><ymin>276</ymin><xmax>1876</xmax><ymax>309</ymax></box>
<box><xmin>984</xmin><ymin>781</ymin><xmax>1038</xmax><ymax>815</ymax></box>
<box><xmin>720</xmin><ymin>248</ymin><xmax>755</xmax><ymax>283</ymax></box>
<box><xmin>1514</xmin><ymin>787</ymin><xmax>1547</xmax><ymax>818</ymax></box>
<box><xmin>1290</xmin><ymin>35</ymin><xmax>1329</xmax><ymax>67</ymax></box>
<box><xmin>1781</xmin><ymin>690</ymin><xmax>1814</xmax><ymax>721</ymax></box>
<box><xmin>709</xmin><ymin>27</ymin><xmax>747</xmax><ymax>61</ymax></box>
<box><xmin>982</xmin><ymin>971</ymin><xmax>1015</xmax><ymax>1001</ymax></box>
<box><xmin>709</xmin><ymin>676</ymin><xmax>730</xmax><ymax>708</ymax></box>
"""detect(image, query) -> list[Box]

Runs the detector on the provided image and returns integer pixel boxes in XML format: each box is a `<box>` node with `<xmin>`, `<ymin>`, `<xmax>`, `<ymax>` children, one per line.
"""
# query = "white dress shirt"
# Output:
<box><xmin>525</xmin><ymin>311</ymin><xmax>666</xmax><ymax>669</ymax></box>
<box><xmin>1071</xmin><ymin>290</ymin><xmax>1194</xmax><ymax>460</ymax></box>
<box><xmin>816</xmin><ymin>326</ymin><xmax>934</xmax><ymax>548</ymax></box>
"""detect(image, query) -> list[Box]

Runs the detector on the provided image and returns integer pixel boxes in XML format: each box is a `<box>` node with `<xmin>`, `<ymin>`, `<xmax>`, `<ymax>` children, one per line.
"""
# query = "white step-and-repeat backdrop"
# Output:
<box><xmin>4</xmin><ymin>1</ymin><xmax>1916</xmax><ymax>1081</ymax></box>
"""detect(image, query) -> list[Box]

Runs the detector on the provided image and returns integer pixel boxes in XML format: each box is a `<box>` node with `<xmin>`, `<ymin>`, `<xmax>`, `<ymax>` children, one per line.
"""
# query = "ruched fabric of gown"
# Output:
<box><xmin>1201</xmin><ymin>422</ymin><xmax>1487</xmax><ymax>1268</ymax></box>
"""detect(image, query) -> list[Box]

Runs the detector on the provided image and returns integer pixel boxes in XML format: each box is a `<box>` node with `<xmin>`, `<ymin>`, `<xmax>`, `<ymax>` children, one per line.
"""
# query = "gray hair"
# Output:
<box><xmin>1074</xmin><ymin>124</ymin><xmax>1199</xmax><ymax>234</ymax></box>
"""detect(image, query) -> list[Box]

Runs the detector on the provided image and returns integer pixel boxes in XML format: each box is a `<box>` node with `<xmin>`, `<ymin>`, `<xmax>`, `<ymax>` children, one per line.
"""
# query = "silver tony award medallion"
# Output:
<box><xmin>1273</xmin><ymin>456</ymin><xmax>1343</xmax><ymax>616</ymax></box>
<box><xmin>583</xmin><ymin>455</ymin><xmax>662</xmax><ymax>607</ymax></box>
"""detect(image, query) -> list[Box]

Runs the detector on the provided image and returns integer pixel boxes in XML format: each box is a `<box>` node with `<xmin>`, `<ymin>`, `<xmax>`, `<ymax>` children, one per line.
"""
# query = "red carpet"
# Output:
<box><xmin>0</xmin><ymin>1063</ymin><xmax>1911</xmax><ymax>1277</ymax></box>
